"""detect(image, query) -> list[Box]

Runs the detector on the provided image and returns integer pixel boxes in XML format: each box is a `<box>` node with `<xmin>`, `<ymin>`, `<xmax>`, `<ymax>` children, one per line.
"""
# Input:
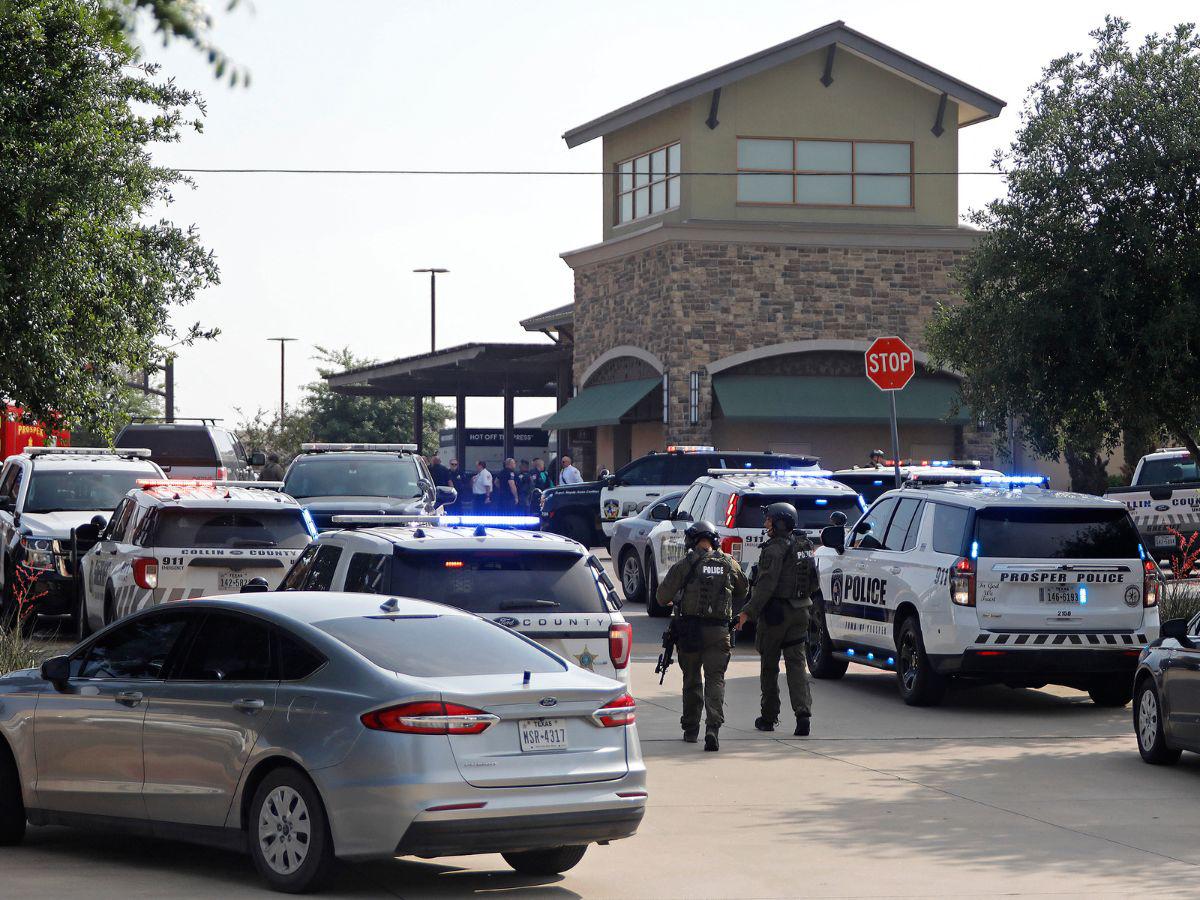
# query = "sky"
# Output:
<box><xmin>146</xmin><ymin>0</ymin><xmax>1199</xmax><ymax>432</ymax></box>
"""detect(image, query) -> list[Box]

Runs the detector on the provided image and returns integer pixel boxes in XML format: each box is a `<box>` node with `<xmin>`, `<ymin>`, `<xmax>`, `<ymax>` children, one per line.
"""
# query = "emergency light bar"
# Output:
<box><xmin>223</xmin><ymin>481</ymin><xmax>284</xmax><ymax>490</ymax></box>
<box><xmin>329</xmin><ymin>514</ymin><xmax>541</xmax><ymax>529</ymax></box>
<box><xmin>978</xmin><ymin>475</ymin><xmax>1051</xmax><ymax>487</ymax></box>
<box><xmin>441</xmin><ymin>515</ymin><xmax>540</xmax><ymax>528</ymax></box>
<box><xmin>300</xmin><ymin>442</ymin><xmax>418</xmax><ymax>453</ymax></box>
<box><xmin>665</xmin><ymin>445</ymin><xmax>715</xmax><ymax>453</ymax></box>
<box><xmin>883</xmin><ymin>458</ymin><xmax>981</xmax><ymax>469</ymax></box>
<box><xmin>26</xmin><ymin>446</ymin><xmax>152</xmax><ymax>458</ymax></box>
<box><xmin>137</xmin><ymin>479</ymin><xmax>288</xmax><ymax>493</ymax></box>
<box><xmin>330</xmin><ymin>515</ymin><xmax>440</xmax><ymax>526</ymax></box>
<box><xmin>707</xmin><ymin>468</ymin><xmax>833</xmax><ymax>479</ymax></box>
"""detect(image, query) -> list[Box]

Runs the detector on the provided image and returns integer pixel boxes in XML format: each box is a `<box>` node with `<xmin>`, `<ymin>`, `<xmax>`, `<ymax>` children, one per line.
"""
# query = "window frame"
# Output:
<box><xmin>735</xmin><ymin>136</ymin><xmax>914</xmax><ymax>210</ymax></box>
<box><xmin>615</xmin><ymin>140</ymin><xmax>682</xmax><ymax>227</ymax></box>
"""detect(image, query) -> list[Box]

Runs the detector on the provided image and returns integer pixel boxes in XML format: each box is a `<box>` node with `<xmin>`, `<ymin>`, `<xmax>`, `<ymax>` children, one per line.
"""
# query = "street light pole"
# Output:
<box><xmin>267</xmin><ymin>338</ymin><xmax>297</xmax><ymax>427</ymax></box>
<box><xmin>413</xmin><ymin>268</ymin><xmax>449</xmax><ymax>352</ymax></box>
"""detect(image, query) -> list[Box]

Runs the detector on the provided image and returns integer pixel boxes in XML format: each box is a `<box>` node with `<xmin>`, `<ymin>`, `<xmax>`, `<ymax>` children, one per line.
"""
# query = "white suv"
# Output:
<box><xmin>810</xmin><ymin>477</ymin><xmax>1162</xmax><ymax>707</ymax></box>
<box><xmin>640</xmin><ymin>469</ymin><xmax>862</xmax><ymax>617</ymax></box>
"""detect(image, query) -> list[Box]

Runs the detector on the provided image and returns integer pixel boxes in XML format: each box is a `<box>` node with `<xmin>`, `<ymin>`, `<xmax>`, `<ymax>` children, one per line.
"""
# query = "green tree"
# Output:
<box><xmin>100</xmin><ymin>0</ymin><xmax>247</xmax><ymax>84</ymax></box>
<box><xmin>0</xmin><ymin>0</ymin><xmax>219</xmax><ymax>441</ymax></box>
<box><xmin>926</xmin><ymin>18</ymin><xmax>1200</xmax><ymax>493</ymax></box>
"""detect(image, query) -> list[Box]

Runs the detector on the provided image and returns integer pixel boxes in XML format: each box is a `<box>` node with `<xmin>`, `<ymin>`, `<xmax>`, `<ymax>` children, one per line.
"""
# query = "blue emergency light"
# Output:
<box><xmin>979</xmin><ymin>475</ymin><xmax>1050</xmax><ymax>487</ymax></box>
<box><xmin>440</xmin><ymin>515</ymin><xmax>540</xmax><ymax>528</ymax></box>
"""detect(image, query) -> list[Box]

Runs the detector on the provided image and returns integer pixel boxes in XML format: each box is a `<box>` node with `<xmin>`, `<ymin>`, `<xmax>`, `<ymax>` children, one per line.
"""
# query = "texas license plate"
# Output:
<box><xmin>1039</xmin><ymin>586</ymin><xmax>1077</xmax><ymax>604</ymax></box>
<box><xmin>218</xmin><ymin>571</ymin><xmax>251</xmax><ymax>591</ymax></box>
<box><xmin>1154</xmin><ymin>534</ymin><xmax>1177</xmax><ymax>548</ymax></box>
<box><xmin>519</xmin><ymin>718</ymin><xmax>567</xmax><ymax>752</ymax></box>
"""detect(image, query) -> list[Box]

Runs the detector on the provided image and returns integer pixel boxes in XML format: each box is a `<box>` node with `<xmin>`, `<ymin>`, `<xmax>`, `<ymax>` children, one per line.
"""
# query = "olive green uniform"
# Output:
<box><xmin>743</xmin><ymin>534</ymin><xmax>816</xmax><ymax>722</ymax></box>
<box><xmin>657</xmin><ymin>548</ymin><xmax>748</xmax><ymax>736</ymax></box>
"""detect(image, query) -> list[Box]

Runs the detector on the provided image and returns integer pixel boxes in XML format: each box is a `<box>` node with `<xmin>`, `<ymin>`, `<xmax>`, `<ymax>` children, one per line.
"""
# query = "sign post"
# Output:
<box><xmin>864</xmin><ymin>336</ymin><xmax>916</xmax><ymax>489</ymax></box>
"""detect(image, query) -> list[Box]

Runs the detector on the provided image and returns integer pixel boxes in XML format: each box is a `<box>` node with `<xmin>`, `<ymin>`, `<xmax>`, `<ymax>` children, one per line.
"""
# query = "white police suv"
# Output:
<box><xmin>810</xmin><ymin>475</ymin><xmax>1162</xmax><ymax>707</ymax></box>
<box><xmin>643</xmin><ymin>468</ymin><xmax>862</xmax><ymax>617</ymax></box>
<box><xmin>78</xmin><ymin>479</ymin><xmax>315</xmax><ymax>636</ymax></box>
<box><xmin>274</xmin><ymin>515</ymin><xmax>633</xmax><ymax>687</ymax></box>
<box><xmin>832</xmin><ymin>459</ymin><xmax>1004</xmax><ymax>505</ymax></box>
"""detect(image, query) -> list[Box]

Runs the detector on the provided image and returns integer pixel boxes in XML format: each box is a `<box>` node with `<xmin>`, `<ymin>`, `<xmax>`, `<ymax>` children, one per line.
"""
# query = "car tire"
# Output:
<box><xmin>1088</xmin><ymin>673</ymin><xmax>1133</xmax><ymax>708</ymax></box>
<box><xmin>645</xmin><ymin>552</ymin><xmax>668</xmax><ymax>618</ymax></box>
<box><xmin>502</xmin><ymin>844</ymin><xmax>588</xmax><ymax>875</ymax></box>
<box><xmin>0</xmin><ymin>742</ymin><xmax>25</xmax><ymax>846</ymax></box>
<box><xmin>1134</xmin><ymin>678</ymin><xmax>1181</xmax><ymax>765</ymax></box>
<box><xmin>618</xmin><ymin>549</ymin><xmax>646</xmax><ymax>604</ymax></box>
<box><xmin>556</xmin><ymin>513</ymin><xmax>592</xmax><ymax>547</ymax></box>
<box><xmin>248</xmin><ymin>767</ymin><xmax>335</xmax><ymax>894</ymax></box>
<box><xmin>103</xmin><ymin>588</ymin><xmax>117</xmax><ymax>628</ymax></box>
<box><xmin>76</xmin><ymin>581</ymin><xmax>93</xmax><ymax>641</ymax></box>
<box><xmin>896</xmin><ymin>616</ymin><xmax>946</xmax><ymax>707</ymax></box>
<box><xmin>807</xmin><ymin>601</ymin><xmax>848</xmax><ymax>680</ymax></box>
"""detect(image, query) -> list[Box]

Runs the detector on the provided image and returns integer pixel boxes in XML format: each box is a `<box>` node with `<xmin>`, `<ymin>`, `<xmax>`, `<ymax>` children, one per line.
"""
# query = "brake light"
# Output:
<box><xmin>361</xmin><ymin>701</ymin><xmax>497</xmax><ymax>734</ymax></box>
<box><xmin>592</xmin><ymin>693</ymin><xmax>636</xmax><ymax>727</ymax></box>
<box><xmin>1144</xmin><ymin>559</ymin><xmax>1163</xmax><ymax>607</ymax></box>
<box><xmin>724</xmin><ymin>493</ymin><xmax>738</xmax><ymax>528</ymax></box>
<box><xmin>720</xmin><ymin>535</ymin><xmax>743</xmax><ymax>561</ymax></box>
<box><xmin>132</xmin><ymin>557</ymin><xmax>159</xmax><ymax>589</ymax></box>
<box><xmin>608</xmin><ymin>623</ymin><xmax>632</xmax><ymax>669</ymax></box>
<box><xmin>216</xmin><ymin>466</ymin><xmax>228</xmax><ymax>480</ymax></box>
<box><xmin>950</xmin><ymin>557</ymin><xmax>975</xmax><ymax>607</ymax></box>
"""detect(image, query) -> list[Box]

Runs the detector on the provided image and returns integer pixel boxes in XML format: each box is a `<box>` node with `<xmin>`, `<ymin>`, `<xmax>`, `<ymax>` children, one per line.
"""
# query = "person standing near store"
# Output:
<box><xmin>657</xmin><ymin>520</ymin><xmax>748</xmax><ymax>752</ymax></box>
<box><xmin>450</xmin><ymin>459</ymin><xmax>472</xmax><ymax>514</ymax></box>
<box><xmin>735</xmin><ymin>502</ymin><xmax>816</xmax><ymax>736</ymax></box>
<box><xmin>259</xmin><ymin>453</ymin><xmax>286</xmax><ymax>482</ymax></box>
<box><xmin>494</xmin><ymin>458</ymin><xmax>519</xmax><ymax>512</ymax></box>
<box><xmin>428</xmin><ymin>454</ymin><xmax>451</xmax><ymax>489</ymax></box>
<box><xmin>559</xmin><ymin>455</ymin><xmax>583</xmax><ymax>485</ymax></box>
<box><xmin>471</xmin><ymin>460</ymin><xmax>493</xmax><ymax>514</ymax></box>
<box><xmin>531</xmin><ymin>457</ymin><xmax>553</xmax><ymax>491</ymax></box>
<box><xmin>516</xmin><ymin>459</ymin><xmax>533</xmax><ymax>511</ymax></box>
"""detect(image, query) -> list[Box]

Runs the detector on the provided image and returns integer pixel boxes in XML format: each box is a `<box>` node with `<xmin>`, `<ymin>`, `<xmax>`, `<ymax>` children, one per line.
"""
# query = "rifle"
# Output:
<box><xmin>655</xmin><ymin>611</ymin><xmax>676</xmax><ymax>684</ymax></box>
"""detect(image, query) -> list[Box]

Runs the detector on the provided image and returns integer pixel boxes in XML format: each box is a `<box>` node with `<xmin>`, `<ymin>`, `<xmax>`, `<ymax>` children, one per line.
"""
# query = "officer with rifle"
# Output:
<box><xmin>735</xmin><ymin>502</ymin><xmax>817</xmax><ymax>736</ymax></box>
<box><xmin>655</xmin><ymin>520</ymin><xmax>748</xmax><ymax>752</ymax></box>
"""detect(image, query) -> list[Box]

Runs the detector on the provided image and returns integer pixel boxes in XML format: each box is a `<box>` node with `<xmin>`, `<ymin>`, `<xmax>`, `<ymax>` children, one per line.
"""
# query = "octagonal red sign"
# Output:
<box><xmin>865</xmin><ymin>336</ymin><xmax>915</xmax><ymax>391</ymax></box>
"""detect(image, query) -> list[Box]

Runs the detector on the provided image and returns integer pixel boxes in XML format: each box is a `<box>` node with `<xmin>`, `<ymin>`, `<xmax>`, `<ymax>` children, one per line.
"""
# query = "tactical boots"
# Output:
<box><xmin>683</xmin><ymin>729</ymin><xmax>699</xmax><ymax>743</ymax></box>
<box><xmin>754</xmin><ymin>716</ymin><xmax>777</xmax><ymax>732</ymax></box>
<box><xmin>794</xmin><ymin>717</ymin><xmax>811</xmax><ymax>737</ymax></box>
<box><xmin>704</xmin><ymin>731</ymin><xmax>719</xmax><ymax>752</ymax></box>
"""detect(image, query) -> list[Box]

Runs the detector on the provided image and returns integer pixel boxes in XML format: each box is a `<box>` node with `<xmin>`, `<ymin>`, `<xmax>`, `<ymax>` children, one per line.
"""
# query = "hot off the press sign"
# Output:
<box><xmin>864</xmin><ymin>336</ymin><xmax>916</xmax><ymax>391</ymax></box>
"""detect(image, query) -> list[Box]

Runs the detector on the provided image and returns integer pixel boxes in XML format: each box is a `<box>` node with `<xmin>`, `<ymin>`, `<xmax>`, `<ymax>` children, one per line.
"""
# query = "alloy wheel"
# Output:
<box><xmin>1138</xmin><ymin>687</ymin><xmax>1159</xmax><ymax>751</ymax></box>
<box><xmin>621</xmin><ymin>554</ymin><xmax>641</xmax><ymax>595</ymax></box>
<box><xmin>899</xmin><ymin>633</ymin><xmax>919</xmax><ymax>692</ymax></box>
<box><xmin>258</xmin><ymin>785</ymin><xmax>312</xmax><ymax>876</ymax></box>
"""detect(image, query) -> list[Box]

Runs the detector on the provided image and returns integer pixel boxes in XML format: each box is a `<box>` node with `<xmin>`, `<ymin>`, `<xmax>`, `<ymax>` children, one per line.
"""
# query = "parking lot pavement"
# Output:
<box><xmin>6</xmin><ymin>558</ymin><xmax>1199</xmax><ymax>898</ymax></box>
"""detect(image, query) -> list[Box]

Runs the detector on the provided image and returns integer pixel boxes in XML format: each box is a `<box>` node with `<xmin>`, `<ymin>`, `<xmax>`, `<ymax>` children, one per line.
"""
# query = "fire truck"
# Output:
<box><xmin>1</xmin><ymin>405</ymin><xmax>70</xmax><ymax>458</ymax></box>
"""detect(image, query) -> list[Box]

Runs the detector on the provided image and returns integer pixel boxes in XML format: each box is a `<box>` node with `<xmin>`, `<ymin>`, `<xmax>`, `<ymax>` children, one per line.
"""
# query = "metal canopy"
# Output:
<box><xmin>326</xmin><ymin>343</ymin><xmax>568</xmax><ymax>398</ymax></box>
<box><xmin>541</xmin><ymin>378</ymin><xmax>661</xmax><ymax>429</ymax></box>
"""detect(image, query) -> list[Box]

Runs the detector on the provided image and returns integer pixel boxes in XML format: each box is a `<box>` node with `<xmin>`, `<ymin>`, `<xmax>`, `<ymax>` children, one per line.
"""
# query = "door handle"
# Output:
<box><xmin>233</xmin><ymin>698</ymin><xmax>265</xmax><ymax>714</ymax></box>
<box><xmin>889</xmin><ymin>567</ymin><xmax>902</xmax><ymax>575</ymax></box>
<box><xmin>646</xmin><ymin>493</ymin><xmax>660</xmax><ymax>497</ymax></box>
<box><xmin>115</xmin><ymin>691</ymin><xmax>143</xmax><ymax>707</ymax></box>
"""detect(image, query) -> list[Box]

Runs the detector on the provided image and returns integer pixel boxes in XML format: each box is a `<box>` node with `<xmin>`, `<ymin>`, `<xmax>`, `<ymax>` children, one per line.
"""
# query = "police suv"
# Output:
<box><xmin>810</xmin><ymin>475</ymin><xmax>1161</xmax><ymax>707</ymax></box>
<box><xmin>642</xmin><ymin>468</ymin><xmax>862</xmax><ymax>617</ymax></box>
<box><xmin>832</xmin><ymin>460</ymin><xmax>1004</xmax><ymax>505</ymax></box>
<box><xmin>274</xmin><ymin>516</ymin><xmax>632</xmax><ymax>687</ymax></box>
<box><xmin>78</xmin><ymin>479</ymin><xmax>315</xmax><ymax>636</ymax></box>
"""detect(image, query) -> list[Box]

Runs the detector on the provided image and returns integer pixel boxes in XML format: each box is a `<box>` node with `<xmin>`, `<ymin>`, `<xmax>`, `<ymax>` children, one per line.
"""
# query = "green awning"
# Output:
<box><xmin>712</xmin><ymin>375</ymin><xmax>969</xmax><ymax>424</ymax></box>
<box><xmin>542</xmin><ymin>378</ymin><xmax>660</xmax><ymax>429</ymax></box>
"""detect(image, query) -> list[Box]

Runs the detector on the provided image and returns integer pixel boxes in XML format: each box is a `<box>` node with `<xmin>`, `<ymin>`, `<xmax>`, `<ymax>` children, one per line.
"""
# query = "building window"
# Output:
<box><xmin>689</xmin><ymin>372</ymin><xmax>700</xmax><ymax>425</ymax></box>
<box><xmin>736</xmin><ymin>138</ymin><xmax>912</xmax><ymax>208</ymax></box>
<box><xmin>617</xmin><ymin>142</ymin><xmax>681</xmax><ymax>225</ymax></box>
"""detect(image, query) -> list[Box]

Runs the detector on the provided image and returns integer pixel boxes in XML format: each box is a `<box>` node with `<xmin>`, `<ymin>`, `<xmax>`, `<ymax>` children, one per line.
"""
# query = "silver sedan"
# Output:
<box><xmin>609</xmin><ymin>490</ymin><xmax>686</xmax><ymax>605</ymax></box>
<box><xmin>0</xmin><ymin>593</ymin><xmax>646</xmax><ymax>893</ymax></box>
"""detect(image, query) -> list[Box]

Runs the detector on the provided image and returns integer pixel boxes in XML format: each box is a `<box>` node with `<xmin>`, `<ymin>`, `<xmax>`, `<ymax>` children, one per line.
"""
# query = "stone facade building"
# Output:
<box><xmin>542</xmin><ymin>21</ymin><xmax>1009</xmax><ymax>476</ymax></box>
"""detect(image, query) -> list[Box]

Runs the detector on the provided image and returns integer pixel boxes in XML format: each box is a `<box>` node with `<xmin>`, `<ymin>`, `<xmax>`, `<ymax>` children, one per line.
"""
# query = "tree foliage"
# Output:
<box><xmin>0</xmin><ymin>0</ymin><xmax>219</xmax><ymax>440</ymax></box>
<box><xmin>99</xmin><ymin>0</ymin><xmax>246</xmax><ymax>84</ymax></box>
<box><xmin>927</xmin><ymin>18</ymin><xmax>1200</xmax><ymax>492</ymax></box>
<box><xmin>234</xmin><ymin>348</ymin><xmax>451</xmax><ymax>461</ymax></box>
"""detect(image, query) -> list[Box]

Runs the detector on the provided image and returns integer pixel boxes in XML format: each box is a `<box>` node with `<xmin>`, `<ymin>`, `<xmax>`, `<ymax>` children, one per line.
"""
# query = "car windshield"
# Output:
<box><xmin>973</xmin><ymin>507</ymin><xmax>1142</xmax><ymax>560</ymax></box>
<box><xmin>151</xmin><ymin>508</ymin><xmax>312</xmax><ymax>549</ymax></box>
<box><xmin>24</xmin><ymin>468</ymin><xmax>152</xmax><ymax>513</ymax></box>
<box><xmin>735</xmin><ymin>493</ymin><xmax>862</xmax><ymax>530</ymax></box>
<box><xmin>314</xmin><ymin>614</ymin><xmax>566</xmax><ymax>677</ymax></box>
<box><xmin>116</xmin><ymin>428</ymin><xmax>216</xmax><ymax>468</ymax></box>
<box><xmin>389</xmin><ymin>549</ymin><xmax>606</xmax><ymax>613</ymax></box>
<box><xmin>1138</xmin><ymin>456</ymin><xmax>1200</xmax><ymax>485</ymax></box>
<box><xmin>283</xmin><ymin>456</ymin><xmax>422</xmax><ymax>500</ymax></box>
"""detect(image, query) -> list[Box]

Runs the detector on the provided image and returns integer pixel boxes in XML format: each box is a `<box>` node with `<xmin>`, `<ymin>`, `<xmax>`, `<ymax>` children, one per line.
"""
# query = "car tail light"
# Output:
<box><xmin>608</xmin><ymin>623</ymin><xmax>632</xmax><ymax>669</ymax></box>
<box><xmin>950</xmin><ymin>557</ymin><xmax>975</xmax><ymax>607</ymax></box>
<box><xmin>724</xmin><ymin>494</ymin><xmax>739</xmax><ymax>528</ymax></box>
<box><xmin>1144</xmin><ymin>559</ymin><xmax>1163</xmax><ymax>607</ymax></box>
<box><xmin>592</xmin><ymin>693</ymin><xmax>636</xmax><ymax>727</ymax></box>
<box><xmin>361</xmin><ymin>701</ymin><xmax>497</xmax><ymax>734</ymax></box>
<box><xmin>132</xmin><ymin>557</ymin><xmax>159</xmax><ymax>589</ymax></box>
<box><xmin>216</xmin><ymin>466</ymin><xmax>228</xmax><ymax>480</ymax></box>
<box><xmin>720</xmin><ymin>535</ymin><xmax>743</xmax><ymax>561</ymax></box>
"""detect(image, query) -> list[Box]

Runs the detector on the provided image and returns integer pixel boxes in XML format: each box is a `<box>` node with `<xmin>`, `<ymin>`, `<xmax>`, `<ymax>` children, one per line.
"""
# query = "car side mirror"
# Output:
<box><xmin>603</xmin><ymin>475</ymin><xmax>617</xmax><ymax>489</ymax></box>
<box><xmin>650</xmin><ymin>503</ymin><xmax>671</xmax><ymax>521</ymax></box>
<box><xmin>0</xmin><ymin>498</ymin><xmax>12</xmax><ymax>513</ymax></box>
<box><xmin>829</xmin><ymin>511</ymin><xmax>848</xmax><ymax>527</ymax></box>
<box><xmin>73</xmin><ymin>522</ymin><xmax>101</xmax><ymax>543</ymax></box>
<box><xmin>435</xmin><ymin>485</ymin><xmax>457</xmax><ymax>508</ymax></box>
<box><xmin>1161</xmin><ymin>617</ymin><xmax>1195</xmax><ymax>648</ymax></box>
<box><xmin>240</xmin><ymin>577</ymin><xmax>270</xmax><ymax>594</ymax></box>
<box><xmin>40</xmin><ymin>655</ymin><xmax>71</xmax><ymax>690</ymax></box>
<box><xmin>821</xmin><ymin>525</ymin><xmax>846</xmax><ymax>554</ymax></box>
<box><xmin>854</xmin><ymin>520</ymin><xmax>872</xmax><ymax>535</ymax></box>
<box><xmin>249</xmin><ymin>451</ymin><xmax>266</xmax><ymax>467</ymax></box>
<box><xmin>672</xmin><ymin>509</ymin><xmax>693</xmax><ymax>523</ymax></box>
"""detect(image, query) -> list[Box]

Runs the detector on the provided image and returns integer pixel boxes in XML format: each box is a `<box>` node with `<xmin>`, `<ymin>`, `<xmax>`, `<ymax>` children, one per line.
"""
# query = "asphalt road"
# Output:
<box><xmin>6</xmin><ymin>556</ymin><xmax>1198</xmax><ymax>898</ymax></box>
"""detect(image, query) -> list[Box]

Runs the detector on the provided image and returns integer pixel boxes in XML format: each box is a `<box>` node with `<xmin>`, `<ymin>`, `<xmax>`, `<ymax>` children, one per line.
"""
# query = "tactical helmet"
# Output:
<box><xmin>764</xmin><ymin>502</ymin><xmax>798</xmax><ymax>534</ymax></box>
<box><xmin>684</xmin><ymin>520</ymin><xmax>720</xmax><ymax>550</ymax></box>
<box><xmin>870</xmin><ymin>449</ymin><xmax>886</xmax><ymax>459</ymax></box>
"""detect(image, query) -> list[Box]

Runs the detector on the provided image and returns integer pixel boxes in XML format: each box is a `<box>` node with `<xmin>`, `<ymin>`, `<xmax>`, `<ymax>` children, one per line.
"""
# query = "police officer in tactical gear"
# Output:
<box><xmin>657</xmin><ymin>520</ymin><xmax>748</xmax><ymax>752</ymax></box>
<box><xmin>735</xmin><ymin>501</ymin><xmax>817</xmax><ymax>736</ymax></box>
<box><xmin>869</xmin><ymin>449</ymin><xmax>886</xmax><ymax>469</ymax></box>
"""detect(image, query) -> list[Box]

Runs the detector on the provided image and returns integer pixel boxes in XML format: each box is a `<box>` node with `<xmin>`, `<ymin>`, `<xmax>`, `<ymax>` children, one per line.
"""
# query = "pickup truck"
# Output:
<box><xmin>1105</xmin><ymin>448</ymin><xmax>1200</xmax><ymax>565</ymax></box>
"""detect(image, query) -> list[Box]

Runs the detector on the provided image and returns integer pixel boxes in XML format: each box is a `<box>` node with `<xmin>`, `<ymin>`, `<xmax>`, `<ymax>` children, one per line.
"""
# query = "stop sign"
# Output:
<box><xmin>865</xmin><ymin>336</ymin><xmax>915</xmax><ymax>391</ymax></box>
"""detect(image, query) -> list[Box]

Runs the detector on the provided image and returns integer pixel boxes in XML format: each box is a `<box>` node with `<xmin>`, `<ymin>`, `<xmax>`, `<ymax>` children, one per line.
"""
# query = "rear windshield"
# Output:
<box><xmin>283</xmin><ymin>456</ymin><xmax>422</xmax><ymax>500</ymax></box>
<box><xmin>25</xmin><ymin>468</ymin><xmax>152</xmax><ymax>513</ymax></box>
<box><xmin>116</xmin><ymin>428</ymin><xmax>218</xmax><ymax>468</ymax></box>
<box><xmin>389</xmin><ymin>550</ymin><xmax>605</xmax><ymax>613</ymax></box>
<box><xmin>735</xmin><ymin>493</ymin><xmax>861</xmax><ymax>530</ymax></box>
<box><xmin>151</xmin><ymin>508</ymin><xmax>311</xmax><ymax>549</ymax></box>
<box><xmin>831</xmin><ymin>472</ymin><xmax>893</xmax><ymax>503</ymax></box>
<box><xmin>314</xmin><ymin>614</ymin><xmax>566</xmax><ymax>677</ymax></box>
<box><xmin>1137</xmin><ymin>456</ymin><xmax>1200</xmax><ymax>485</ymax></box>
<box><xmin>973</xmin><ymin>507</ymin><xmax>1142</xmax><ymax>560</ymax></box>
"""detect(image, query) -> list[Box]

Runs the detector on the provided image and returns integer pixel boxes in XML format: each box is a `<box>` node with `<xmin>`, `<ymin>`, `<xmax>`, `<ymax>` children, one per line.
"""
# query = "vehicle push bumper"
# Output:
<box><xmin>933</xmin><ymin>633</ymin><xmax>1149</xmax><ymax>677</ymax></box>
